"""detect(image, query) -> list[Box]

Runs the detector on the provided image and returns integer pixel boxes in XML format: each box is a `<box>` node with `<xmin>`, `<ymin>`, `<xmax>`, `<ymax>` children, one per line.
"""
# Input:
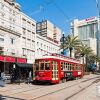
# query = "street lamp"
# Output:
<box><xmin>60</xmin><ymin>32</ymin><xmax>65</xmax><ymax>55</ymax></box>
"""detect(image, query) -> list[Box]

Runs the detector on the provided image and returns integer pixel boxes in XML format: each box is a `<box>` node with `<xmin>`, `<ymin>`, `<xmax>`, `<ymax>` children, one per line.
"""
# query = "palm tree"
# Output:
<box><xmin>88</xmin><ymin>53</ymin><xmax>100</xmax><ymax>71</ymax></box>
<box><xmin>77</xmin><ymin>43</ymin><xmax>93</xmax><ymax>71</ymax></box>
<box><xmin>60</xmin><ymin>35</ymin><xmax>81</xmax><ymax>57</ymax></box>
<box><xmin>75</xmin><ymin>43</ymin><xmax>93</xmax><ymax>62</ymax></box>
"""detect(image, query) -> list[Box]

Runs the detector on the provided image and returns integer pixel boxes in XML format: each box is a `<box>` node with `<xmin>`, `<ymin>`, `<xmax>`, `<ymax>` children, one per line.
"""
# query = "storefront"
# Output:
<box><xmin>0</xmin><ymin>55</ymin><xmax>33</xmax><ymax>82</ymax></box>
<box><xmin>14</xmin><ymin>58</ymin><xmax>32</xmax><ymax>82</ymax></box>
<box><xmin>0</xmin><ymin>55</ymin><xmax>4</xmax><ymax>75</ymax></box>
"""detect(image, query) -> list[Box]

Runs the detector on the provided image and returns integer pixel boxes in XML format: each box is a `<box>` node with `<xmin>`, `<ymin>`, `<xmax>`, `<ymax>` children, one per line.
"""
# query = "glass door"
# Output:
<box><xmin>52</xmin><ymin>61</ymin><xmax>58</xmax><ymax>80</ymax></box>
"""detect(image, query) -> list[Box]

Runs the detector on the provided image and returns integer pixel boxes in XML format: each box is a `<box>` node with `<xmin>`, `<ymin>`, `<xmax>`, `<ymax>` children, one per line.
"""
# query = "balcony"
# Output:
<box><xmin>0</xmin><ymin>25</ymin><xmax>21</xmax><ymax>37</ymax></box>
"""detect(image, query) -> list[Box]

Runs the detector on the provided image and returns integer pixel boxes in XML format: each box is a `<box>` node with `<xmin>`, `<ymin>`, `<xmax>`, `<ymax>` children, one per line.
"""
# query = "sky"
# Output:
<box><xmin>16</xmin><ymin>0</ymin><xmax>100</xmax><ymax>36</ymax></box>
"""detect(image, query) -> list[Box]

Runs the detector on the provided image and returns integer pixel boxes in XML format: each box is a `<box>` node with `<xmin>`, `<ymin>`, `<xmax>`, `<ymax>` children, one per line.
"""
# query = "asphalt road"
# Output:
<box><xmin>0</xmin><ymin>74</ymin><xmax>100</xmax><ymax>100</ymax></box>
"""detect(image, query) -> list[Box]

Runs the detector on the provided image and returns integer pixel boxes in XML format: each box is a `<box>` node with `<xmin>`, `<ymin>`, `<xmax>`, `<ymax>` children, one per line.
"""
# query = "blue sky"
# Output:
<box><xmin>16</xmin><ymin>0</ymin><xmax>100</xmax><ymax>36</ymax></box>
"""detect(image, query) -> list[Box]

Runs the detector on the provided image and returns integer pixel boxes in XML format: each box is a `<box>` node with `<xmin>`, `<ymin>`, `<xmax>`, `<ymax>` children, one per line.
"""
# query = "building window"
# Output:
<box><xmin>22</xmin><ymin>28</ymin><xmax>26</xmax><ymax>35</ymax></box>
<box><xmin>32</xmin><ymin>32</ymin><xmax>35</xmax><ymax>39</ymax></box>
<box><xmin>0</xmin><ymin>34</ymin><xmax>4</xmax><ymax>42</ymax></box>
<box><xmin>22</xmin><ymin>18</ymin><xmax>26</xmax><ymax>25</ymax></box>
<box><xmin>1</xmin><ymin>4</ymin><xmax>4</xmax><ymax>9</ymax></box>
<box><xmin>27</xmin><ymin>30</ymin><xmax>31</xmax><ymax>38</ymax></box>
<box><xmin>10</xmin><ymin>38</ymin><xmax>14</xmax><ymax>44</ymax></box>
<box><xmin>22</xmin><ymin>49</ymin><xmax>27</xmax><ymax>56</ymax></box>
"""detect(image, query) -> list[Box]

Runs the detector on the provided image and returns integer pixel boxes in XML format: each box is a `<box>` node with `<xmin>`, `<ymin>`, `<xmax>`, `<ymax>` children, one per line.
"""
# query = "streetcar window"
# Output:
<box><xmin>40</xmin><ymin>63</ymin><xmax>44</xmax><ymax>70</ymax></box>
<box><xmin>72</xmin><ymin>64</ymin><xmax>74</xmax><ymax>70</ymax></box>
<box><xmin>68</xmin><ymin>63</ymin><xmax>69</xmax><ymax>70</ymax></box>
<box><xmin>61</xmin><ymin>62</ymin><xmax>63</xmax><ymax>70</ymax></box>
<box><xmin>66</xmin><ymin>63</ymin><xmax>68</xmax><ymax>69</ymax></box>
<box><xmin>77</xmin><ymin>65</ymin><xmax>80</xmax><ymax>70</ymax></box>
<box><xmin>36</xmin><ymin>63</ymin><xmax>39</xmax><ymax>70</ymax></box>
<box><xmin>45</xmin><ymin>63</ymin><xmax>50</xmax><ymax>70</ymax></box>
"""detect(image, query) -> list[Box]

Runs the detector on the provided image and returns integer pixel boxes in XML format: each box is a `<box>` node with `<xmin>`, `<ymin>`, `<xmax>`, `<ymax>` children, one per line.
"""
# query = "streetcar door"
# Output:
<box><xmin>52</xmin><ymin>61</ymin><xmax>58</xmax><ymax>80</ymax></box>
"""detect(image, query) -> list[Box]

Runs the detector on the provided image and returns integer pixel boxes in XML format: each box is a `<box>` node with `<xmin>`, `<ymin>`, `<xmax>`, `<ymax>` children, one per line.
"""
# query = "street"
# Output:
<box><xmin>0</xmin><ymin>74</ymin><xmax>100</xmax><ymax>100</ymax></box>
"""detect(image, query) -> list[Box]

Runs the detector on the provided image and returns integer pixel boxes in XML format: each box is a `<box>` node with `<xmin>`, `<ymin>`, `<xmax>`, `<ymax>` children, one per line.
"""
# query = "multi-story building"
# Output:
<box><xmin>36</xmin><ymin>20</ymin><xmax>62</xmax><ymax>43</ymax></box>
<box><xmin>0</xmin><ymin>0</ymin><xmax>21</xmax><ymax>56</ymax></box>
<box><xmin>36</xmin><ymin>20</ymin><xmax>62</xmax><ymax>59</ymax></box>
<box><xmin>0</xmin><ymin>0</ymin><xmax>25</xmax><ymax>74</ymax></box>
<box><xmin>35</xmin><ymin>34</ymin><xmax>60</xmax><ymax>59</ymax></box>
<box><xmin>0</xmin><ymin>0</ymin><xmax>62</xmax><ymax>78</ymax></box>
<box><xmin>20</xmin><ymin>12</ymin><xmax>36</xmax><ymax>63</ymax></box>
<box><xmin>71</xmin><ymin>17</ymin><xmax>98</xmax><ymax>55</ymax></box>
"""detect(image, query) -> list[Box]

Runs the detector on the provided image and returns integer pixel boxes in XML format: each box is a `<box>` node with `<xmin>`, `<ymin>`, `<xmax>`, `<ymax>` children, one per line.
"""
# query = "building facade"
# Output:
<box><xmin>71</xmin><ymin>17</ymin><xmax>98</xmax><ymax>55</ymax></box>
<box><xmin>0</xmin><ymin>0</ymin><xmax>21</xmax><ymax>57</ymax></box>
<box><xmin>0</xmin><ymin>0</ymin><xmax>62</xmax><ymax>76</ymax></box>
<box><xmin>36</xmin><ymin>20</ymin><xmax>62</xmax><ymax>43</ymax></box>
<box><xmin>35</xmin><ymin>34</ymin><xmax>60</xmax><ymax>59</ymax></box>
<box><xmin>20</xmin><ymin>13</ymin><xmax>36</xmax><ymax>64</ymax></box>
<box><xmin>36</xmin><ymin>20</ymin><xmax>62</xmax><ymax>59</ymax></box>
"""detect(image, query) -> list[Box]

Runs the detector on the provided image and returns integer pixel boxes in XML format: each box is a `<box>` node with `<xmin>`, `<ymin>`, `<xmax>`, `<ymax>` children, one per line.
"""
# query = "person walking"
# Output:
<box><xmin>0</xmin><ymin>72</ymin><xmax>6</xmax><ymax>87</ymax></box>
<box><xmin>28</xmin><ymin>71</ymin><xmax>32</xmax><ymax>84</ymax></box>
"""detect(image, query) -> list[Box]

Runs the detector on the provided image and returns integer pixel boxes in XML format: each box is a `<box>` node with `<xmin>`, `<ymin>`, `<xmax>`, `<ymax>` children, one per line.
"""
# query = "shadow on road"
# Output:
<box><xmin>32</xmin><ymin>81</ymin><xmax>54</xmax><ymax>86</ymax></box>
<box><xmin>0</xmin><ymin>94</ymin><xmax>25</xmax><ymax>100</ymax></box>
<box><xmin>0</xmin><ymin>94</ymin><xmax>6</xmax><ymax>100</ymax></box>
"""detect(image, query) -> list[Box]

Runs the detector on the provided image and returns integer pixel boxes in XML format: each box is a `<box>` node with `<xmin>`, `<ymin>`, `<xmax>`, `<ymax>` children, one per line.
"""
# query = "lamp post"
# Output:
<box><xmin>60</xmin><ymin>33</ymin><xmax>65</xmax><ymax>55</ymax></box>
<box><xmin>62</xmin><ymin>34</ymin><xmax>65</xmax><ymax>55</ymax></box>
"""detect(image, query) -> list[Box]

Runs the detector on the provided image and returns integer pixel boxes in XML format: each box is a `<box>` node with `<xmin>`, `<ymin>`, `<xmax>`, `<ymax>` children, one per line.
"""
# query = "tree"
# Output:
<box><xmin>60</xmin><ymin>35</ymin><xmax>81</xmax><ymax>57</ymax></box>
<box><xmin>77</xmin><ymin>43</ymin><xmax>94</xmax><ymax>71</ymax></box>
<box><xmin>88</xmin><ymin>53</ymin><xmax>100</xmax><ymax>72</ymax></box>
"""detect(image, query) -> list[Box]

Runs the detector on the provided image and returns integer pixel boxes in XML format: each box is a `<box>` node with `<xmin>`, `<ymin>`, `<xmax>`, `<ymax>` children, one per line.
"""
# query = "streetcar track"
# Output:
<box><xmin>30</xmin><ymin>77</ymin><xmax>100</xmax><ymax>100</ymax></box>
<box><xmin>64</xmin><ymin>78</ymin><xmax>100</xmax><ymax>100</ymax></box>
<box><xmin>1</xmin><ymin>76</ymin><xmax>99</xmax><ymax>100</ymax></box>
<box><xmin>0</xmin><ymin>84</ymin><xmax>42</xmax><ymax>92</ymax></box>
<box><xmin>81</xmin><ymin>76</ymin><xmax>100</xmax><ymax>82</ymax></box>
<box><xmin>2</xmin><ymin>86</ymin><xmax>45</xmax><ymax>96</ymax></box>
<box><xmin>0</xmin><ymin>76</ymin><xmax>98</xmax><ymax>93</ymax></box>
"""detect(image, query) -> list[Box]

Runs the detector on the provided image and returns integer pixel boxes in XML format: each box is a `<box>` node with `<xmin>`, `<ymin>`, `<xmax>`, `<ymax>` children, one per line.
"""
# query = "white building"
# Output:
<box><xmin>0</xmin><ymin>0</ymin><xmax>22</xmax><ymax>57</ymax></box>
<box><xmin>20</xmin><ymin>13</ymin><xmax>36</xmax><ymax>63</ymax></box>
<box><xmin>71</xmin><ymin>17</ymin><xmax>98</xmax><ymax>55</ymax></box>
<box><xmin>0</xmin><ymin>0</ymin><xmax>62</xmax><ymax>65</ymax></box>
<box><xmin>35</xmin><ymin>34</ymin><xmax>61</xmax><ymax>59</ymax></box>
<box><xmin>36</xmin><ymin>20</ymin><xmax>62</xmax><ymax>59</ymax></box>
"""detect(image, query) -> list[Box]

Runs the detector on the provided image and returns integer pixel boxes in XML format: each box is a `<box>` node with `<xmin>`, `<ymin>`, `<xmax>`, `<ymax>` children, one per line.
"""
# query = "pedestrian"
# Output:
<box><xmin>28</xmin><ymin>71</ymin><xmax>32</xmax><ymax>84</ymax></box>
<box><xmin>0</xmin><ymin>72</ymin><xmax>6</xmax><ymax>87</ymax></box>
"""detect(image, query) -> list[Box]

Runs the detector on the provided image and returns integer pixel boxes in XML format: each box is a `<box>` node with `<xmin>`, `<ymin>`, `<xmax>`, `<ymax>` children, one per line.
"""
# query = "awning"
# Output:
<box><xmin>5</xmin><ymin>56</ymin><xmax>15</xmax><ymax>62</ymax></box>
<box><xmin>16</xmin><ymin>63</ymin><xmax>32</xmax><ymax>68</ymax></box>
<box><xmin>17</xmin><ymin>58</ymin><xmax>27</xmax><ymax>63</ymax></box>
<box><xmin>0</xmin><ymin>55</ymin><xmax>4</xmax><ymax>62</ymax></box>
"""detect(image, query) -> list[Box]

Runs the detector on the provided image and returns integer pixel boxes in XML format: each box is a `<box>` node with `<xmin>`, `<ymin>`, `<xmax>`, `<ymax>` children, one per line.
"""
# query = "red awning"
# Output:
<box><xmin>0</xmin><ymin>55</ymin><xmax>4</xmax><ymax>62</ymax></box>
<box><xmin>5</xmin><ymin>56</ymin><xmax>15</xmax><ymax>62</ymax></box>
<box><xmin>17</xmin><ymin>58</ymin><xmax>27</xmax><ymax>63</ymax></box>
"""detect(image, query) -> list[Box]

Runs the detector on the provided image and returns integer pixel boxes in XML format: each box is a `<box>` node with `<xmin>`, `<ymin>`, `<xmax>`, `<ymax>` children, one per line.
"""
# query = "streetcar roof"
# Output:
<box><xmin>36</xmin><ymin>55</ymin><xmax>80</xmax><ymax>64</ymax></box>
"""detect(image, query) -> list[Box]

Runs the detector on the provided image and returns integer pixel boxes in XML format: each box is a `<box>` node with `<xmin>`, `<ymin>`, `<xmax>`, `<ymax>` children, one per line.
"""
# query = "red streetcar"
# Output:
<box><xmin>33</xmin><ymin>54</ymin><xmax>84</xmax><ymax>84</ymax></box>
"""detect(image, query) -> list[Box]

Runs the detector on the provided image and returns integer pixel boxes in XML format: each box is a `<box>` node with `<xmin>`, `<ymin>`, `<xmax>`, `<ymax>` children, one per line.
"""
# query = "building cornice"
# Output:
<box><xmin>0</xmin><ymin>25</ymin><xmax>21</xmax><ymax>37</ymax></box>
